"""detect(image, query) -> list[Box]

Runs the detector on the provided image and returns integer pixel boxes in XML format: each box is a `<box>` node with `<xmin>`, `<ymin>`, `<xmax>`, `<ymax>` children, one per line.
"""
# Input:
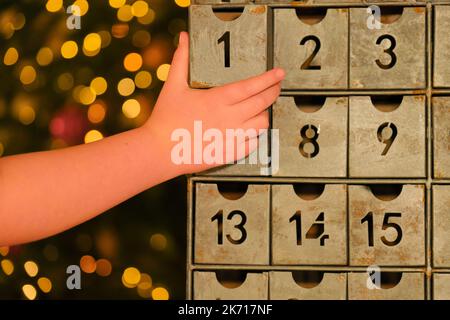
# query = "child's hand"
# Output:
<box><xmin>143</xmin><ymin>31</ymin><xmax>285</xmax><ymax>174</ymax></box>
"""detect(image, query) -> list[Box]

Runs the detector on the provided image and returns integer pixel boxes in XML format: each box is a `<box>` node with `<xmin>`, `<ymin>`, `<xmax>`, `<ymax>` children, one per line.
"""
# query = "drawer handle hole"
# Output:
<box><xmin>295</xmin><ymin>8</ymin><xmax>327</xmax><ymax>25</ymax></box>
<box><xmin>293</xmin><ymin>183</ymin><xmax>325</xmax><ymax>200</ymax></box>
<box><xmin>370</xmin><ymin>95</ymin><xmax>403</xmax><ymax>112</ymax></box>
<box><xmin>215</xmin><ymin>270</ymin><xmax>247</xmax><ymax>288</ymax></box>
<box><xmin>212</xmin><ymin>8</ymin><xmax>244</xmax><ymax>21</ymax></box>
<box><xmin>294</xmin><ymin>96</ymin><xmax>326</xmax><ymax>113</ymax></box>
<box><xmin>217</xmin><ymin>182</ymin><xmax>248</xmax><ymax>200</ymax></box>
<box><xmin>379</xmin><ymin>6</ymin><xmax>404</xmax><ymax>24</ymax></box>
<box><xmin>370</xmin><ymin>271</ymin><xmax>403</xmax><ymax>289</ymax></box>
<box><xmin>369</xmin><ymin>184</ymin><xmax>403</xmax><ymax>201</ymax></box>
<box><xmin>292</xmin><ymin>271</ymin><xmax>324</xmax><ymax>288</ymax></box>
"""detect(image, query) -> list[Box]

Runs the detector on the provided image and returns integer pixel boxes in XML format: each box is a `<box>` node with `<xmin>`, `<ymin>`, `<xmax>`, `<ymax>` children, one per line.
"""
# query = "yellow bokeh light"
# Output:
<box><xmin>0</xmin><ymin>143</ymin><xmax>3</xmax><ymax>157</ymax></box>
<box><xmin>83</xmin><ymin>33</ymin><xmax>102</xmax><ymax>52</ymax></box>
<box><xmin>79</xmin><ymin>87</ymin><xmax>97</xmax><ymax>105</ymax></box>
<box><xmin>88</xmin><ymin>103</ymin><xmax>106</xmax><ymax>124</ymax></box>
<box><xmin>98</xmin><ymin>31</ymin><xmax>112</xmax><ymax>48</ymax></box>
<box><xmin>1</xmin><ymin>259</ymin><xmax>14</xmax><ymax>275</ymax></box>
<box><xmin>20</xmin><ymin>65</ymin><xmax>36</xmax><ymax>85</ymax></box>
<box><xmin>13</xmin><ymin>13</ymin><xmax>26</xmax><ymax>30</ymax></box>
<box><xmin>132</xmin><ymin>30</ymin><xmax>151</xmax><ymax>48</ymax></box>
<box><xmin>137</xmin><ymin>8</ymin><xmax>155</xmax><ymax>25</ymax></box>
<box><xmin>46</xmin><ymin>0</ymin><xmax>63</xmax><ymax>12</ymax></box>
<box><xmin>61</xmin><ymin>41</ymin><xmax>78</xmax><ymax>59</ymax></box>
<box><xmin>84</xmin><ymin>130</ymin><xmax>103</xmax><ymax>144</ymax></box>
<box><xmin>132</xmin><ymin>1</ymin><xmax>149</xmax><ymax>18</ymax></box>
<box><xmin>90</xmin><ymin>77</ymin><xmax>108</xmax><ymax>95</ymax></box>
<box><xmin>95</xmin><ymin>259</ymin><xmax>112</xmax><ymax>277</ymax></box>
<box><xmin>152</xmin><ymin>287</ymin><xmax>169</xmax><ymax>300</ymax></box>
<box><xmin>0</xmin><ymin>247</ymin><xmax>9</xmax><ymax>256</ymax></box>
<box><xmin>18</xmin><ymin>105</ymin><xmax>36</xmax><ymax>125</ymax></box>
<box><xmin>137</xmin><ymin>274</ymin><xmax>153</xmax><ymax>299</ymax></box>
<box><xmin>117</xmin><ymin>5</ymin><xmax>133</xmax><ymax>22</ymax></box>
<box><xmin>4</xmin><ymin>47</ymin><xmax>19</xmax><ymax>66</ymax></box>
<box><xmin>80</xmin><ymin>255</ymin><xmax>96</xmax><ymax>273</ymax></box>
<box><xmin>135</xmin><ymin>71</ymin><xmax>152</xmax><ymax>89</ymax></box>
<box><xmin>150</xmin><ymin>233</ymin><xmax>167</xmax><ymax>251</ymax></box>
<box><xmin>124</xmin><ymin>52</ymin><xmax>143</xmax><ymax>72</ymax></box>
<box><xmin>109</xmin><ymin>0</ymin><xmax>126</xmax><ymax>8</ymax></box>
<box><xmin>57</xmin><ymin>73</ymin><xmax>74</xmax><ymax>91</ymax></box>
<box><xmin>22</xmin><ymin>284</ymin><xmax>37</xmax><ymax>300</ymax></box>
<box><xmin>117</xmin><ymin>78</ymin><xmax>135</xmax><ymax>96</ymax></box>
<box><xmin>37</xmin><ymin>277</ymin><xmax>52</xmax><ymax>293</ymax></box>
<box><xmin>156</xmin><ymin>64</ymin><xmax>170</xmax><ymax>82</ymax></box>
<box><xmin>24</xmin><ymin>261</ymin><xmax>39</xmax><ymax>277</ymax></box>
<box><xmin>73</xmin><ymin>0</ymin><xmax>89</xmax><ymax>16</ymax></box>
<box><xmin>111</xmin><ymin>23</ymin><xmax>129</xmax><ymax>38</ymax></box>
<box><xmin>123</xmin><ymin>267</ymin><xmax>141</xmax><ymax>287</ymax></box>
<box><xmin>36</xmin><ymin>47</ymin><xmax>54</xmax><ymax>66</ymax></box>
<box><xmin>175</xmin><ymin>0</ymin><xmax>190</xmax><ymax>8</ymax></box>
<box><xmin>122</xmin><ymin>99</ymin><xmax>141</xmax><ymax>119</ymax></box>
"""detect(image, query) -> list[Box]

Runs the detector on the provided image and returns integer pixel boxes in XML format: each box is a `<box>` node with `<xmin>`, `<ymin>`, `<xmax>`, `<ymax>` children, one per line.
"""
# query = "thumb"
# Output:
<box><xmin>166</xmin><ymin>31</ymin><xmax>189</xmax><ymax>87</ymax></box>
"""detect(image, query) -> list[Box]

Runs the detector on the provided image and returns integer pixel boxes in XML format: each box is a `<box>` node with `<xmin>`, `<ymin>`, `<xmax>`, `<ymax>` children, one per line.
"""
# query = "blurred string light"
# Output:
<box><xmin>88</xmin><ymin>102</ymin><xmax>106</xmax><ymax>124</ymax></box>
<box><xmin>156</xmin><ymin>64</ymin><xmax>170</xmax><ymax>82</ymax></box>
<box><xmin>84</xmin><ymin>130</ymin><xmax>103</xmax><ymax>143</ymax></box>
<box><xmin>36</xmin><ymin>47</ymin><xmax>54</xmax><ymax>66</ymax></box>
<box><xmin>122</xmin><ymin>99</ymin><xmax>140</xmax><ymax>119</ymax></box>
<box><xmin>45</xmin><ymin>0</ymin><xmax>63</xmax><ymax>13</ymax></box>
<box><xmin>137</xmin><ymin>273</ymin><xmax>153</xmax><ymax>298</ymax></box>
<box><xmin>37</xmin><ymin>277</ymin><xmax>52</xmax><ymax>293</ymax></box>
<box><xmin>0</xmin><ymin>247</ymin><xmax>9</xmax><ymax>256</ymax></box>
<box><xmin>24</xmin><ymin>261</ymin><xmax>39</xmax><ymax>277</ymax></box>
<box><xmin>150</xmin><ymin>233</ymin><xmax>167</xmax><ymax>251</ymax></box>
<box><xmin>95</xmin><ymin>259</ymin><xmax>112</xmax><ymax>277</ymax></box>
<box><xmin>61</xmin><ymin>41</ymin><xmax>78</xmax><ymax>59</ymax></box>
<box><xmin>122</xmin><ymin>267</ymin><xmax>141</xmax><ymax>288</ymax></box>
<box><xmin>3</xmin><ymin>47</ymin><xmax>19</xmax><ymax>66</ymax></box>
<box><xmin>1</xmin><ymin>259</ymin><xmax>14</xmax><ymax>275</ymax></box>
<box><xmin>152</xmin><ymin>287</ymin><xmax>169</xmax><ymax>300</ymax></box>
<box><xmin>118</xmin><ymin>78</ymin><xmax>135</xmax><ymax>96</ymax></box>
<box><xmin>22</xmin><ymin>284</ymin><xmax>37</xmax><ymax>300</ymax></box>
<box><xmin>80</xmin><ymin>255</ymin><xmax>96</xmax><ymax>273</ymax></box>
<box><xmin>135</xmin><ymin>70</ymin><xmax>152</xmax><ymax>89</ymax></box>
<box><xmin>73</xmin><ymin>0</ymin><xmax>89</xmax><ymax>16</ymax></box>
<box><xmin>175</xmin><ymin>0</ymin><xmax>191</xmax><ymax>8</ymax></box>
<box><xmin>124</xmin><ymin>52</ymin><xmax>143</xmax><ymax>72</ymax></box>
<box><xmin>20</xmin><ymin>65</ymin><xmax>37</xmax><ymax>85</ymax></box>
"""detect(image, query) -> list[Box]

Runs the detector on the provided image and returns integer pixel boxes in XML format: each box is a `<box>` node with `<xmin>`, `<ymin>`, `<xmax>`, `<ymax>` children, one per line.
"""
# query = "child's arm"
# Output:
<box><xmin>0</xmin><ymin>32</ymin><xmax>284</xmax><ymax>246</ymax></box>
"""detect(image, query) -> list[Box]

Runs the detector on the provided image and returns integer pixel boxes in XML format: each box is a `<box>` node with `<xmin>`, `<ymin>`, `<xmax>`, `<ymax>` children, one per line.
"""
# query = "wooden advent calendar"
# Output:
<box><xmin>185</xmin><ymin>0</ymin><xmax>450</xmax><ymax>300</ymax></box>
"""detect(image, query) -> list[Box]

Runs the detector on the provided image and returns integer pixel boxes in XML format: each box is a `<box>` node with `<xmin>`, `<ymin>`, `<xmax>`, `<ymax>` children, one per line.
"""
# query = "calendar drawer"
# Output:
<box><xmin>348</xmin><ymin>272</ymin><xmax>425</xmax><ymax>300</ymax></box>
<box><xmin>432</xmin><ymin>97</ymin><xmax>450</xmax><ymax>178</ymax></box>
<box><xmin>194</xmin><ymin>183</ymin><xmax>270</xmax><ymax>265</ymax></box>
<box><xmin>349</xmin><ymin>184</ymin><xmax>425</xmax><ymax>266</ymax></box>
<box><xmin>349</xmin><ymin>95</ymin><xmax>426</xmax><ymax>178</ymax></box>
<box><xmin>434</xmin><ymin>6</ymin><xmax>450</xmax><ymax>87</ymax></box>
<box><xmin>433</xmin><ymin>185</ymin><xmax>450</xmax><ymax>267</ymax></box>
<box><xmin>433</xmin><ymin>274</ymin><xmax>450</xmax><ymax>300</ymax></box>
<box><xmin>273</xmin><ymin>96</ymin><xmax>348</xmax><ymax>178</ymax></box>
<box><xmin>274</xmin><ymin>8</ymin><xmax>348</xmax><ymax>89</ymax></box>
<box><xmin>272</xmin><ymin>184</ymin><xmax>347</xmax><ymax>265</ymax></box>
<box><xmin>269</xmin><ymin>271</ymin><xmax>347</xmax><ymax>300</ymax></box>
<box><xmin>350</xmin><ymin>7</ymin><xmax>426</xmax><ymax>89</ymax></box>
<box><xmin>193</xmin><ymin>271</ymin><xmax>268</xmax><ymax>300</ymax></box>
<box><xmin>189</xmin><ymin>5</ymin><xmax>268</xmax><ymax>88</ymax></box>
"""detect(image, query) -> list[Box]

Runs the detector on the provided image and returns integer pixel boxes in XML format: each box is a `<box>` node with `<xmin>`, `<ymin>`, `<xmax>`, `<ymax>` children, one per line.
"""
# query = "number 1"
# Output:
<box><xmin>218</xmin><ymin>31</ymin><xmax>231</xmax><ymax>68</ymax></box>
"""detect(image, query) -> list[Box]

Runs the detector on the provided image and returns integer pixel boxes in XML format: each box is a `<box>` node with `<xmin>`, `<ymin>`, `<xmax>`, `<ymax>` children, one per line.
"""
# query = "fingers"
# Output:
<box><xmin>242</xmin><ymin>110</ymin><xmax>269</xmax><ymax>132</ymax></box>
<box><xmin>166</xmin><ymin>31</ymin><xmax>189</xmax><ymax>87</ymax></box>
<box><xmin>210</xmin><ymin>68</ymin><xmax>285</xmax><ymax>105</ymax></box>
<box><xmin>232</xmin><ymin>83</ymin><xmax>280</xmax><ymax>121</ymax></box>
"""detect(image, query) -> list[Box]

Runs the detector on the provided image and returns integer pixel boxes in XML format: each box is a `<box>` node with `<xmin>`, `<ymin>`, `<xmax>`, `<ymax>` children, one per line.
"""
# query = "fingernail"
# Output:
<box><xmin>274</xmin><ymin>68</ymin><xmax>285</xmax><ymax>79</ymax></box>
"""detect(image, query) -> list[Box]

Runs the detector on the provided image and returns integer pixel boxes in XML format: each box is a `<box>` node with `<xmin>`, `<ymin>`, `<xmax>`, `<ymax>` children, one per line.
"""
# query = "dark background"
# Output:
<box><xmin>0</xmin><ymin>0</ymin><xmax>189</xmax><ymax>299</ymax></box>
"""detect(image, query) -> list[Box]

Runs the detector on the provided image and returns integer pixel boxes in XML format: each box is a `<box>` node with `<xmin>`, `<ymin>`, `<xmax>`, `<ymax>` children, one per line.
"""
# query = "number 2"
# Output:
<box><xmin>300</xmin><ymin>35</ymin><xmax>321</xmax><ymax>70</ymax></box>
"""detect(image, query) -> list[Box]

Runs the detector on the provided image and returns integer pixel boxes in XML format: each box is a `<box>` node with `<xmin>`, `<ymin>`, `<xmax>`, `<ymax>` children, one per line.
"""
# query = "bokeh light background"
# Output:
<box><xmin>0</xmin><ymin>0</ymin><xmax>190</xmax><ymax>299</ymax></box>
